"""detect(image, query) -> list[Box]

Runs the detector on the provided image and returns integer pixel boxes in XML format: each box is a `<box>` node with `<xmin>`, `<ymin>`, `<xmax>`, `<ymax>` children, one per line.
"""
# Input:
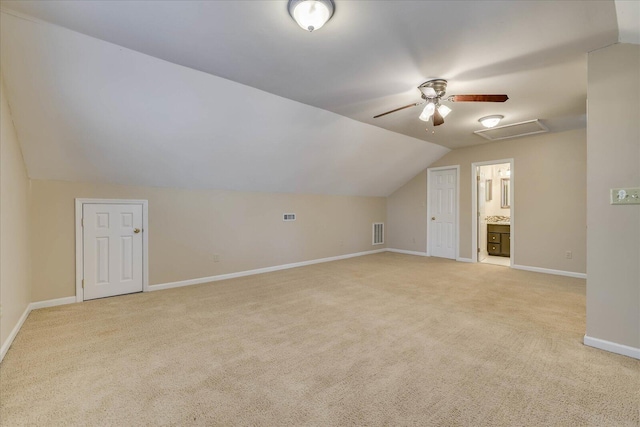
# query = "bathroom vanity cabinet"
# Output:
<box><xmin>487</xmin><ymin>224</ymin><xmax>510</xmax><ymax>257</ymax></box>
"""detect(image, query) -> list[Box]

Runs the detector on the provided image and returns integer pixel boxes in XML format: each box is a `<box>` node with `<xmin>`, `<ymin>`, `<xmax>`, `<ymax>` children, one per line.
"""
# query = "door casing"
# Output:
<box><xmin>75</xmin><ymin>198</ymin><xmax>149</xmax><ymax>302</ymax></box>
<box><xmin>477</xmin><ymin>173</ymin><xmax>488</xmax><ymax>262</ymax></box>
<box><xmin>426</xmin><ymin>165</ymin><xmax>460</xmax><ymax>259</ymax></box>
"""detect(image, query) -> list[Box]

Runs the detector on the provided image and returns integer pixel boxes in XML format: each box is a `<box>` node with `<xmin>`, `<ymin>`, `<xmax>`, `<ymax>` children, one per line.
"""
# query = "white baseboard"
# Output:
<box><xmin>150</xmin><ymin>249</ymin><xmax>388</xmax><ymax>292</ymax></box>
<box><xmin>584</xmin><ymin>335</ymin><xmax>640</xmax><ymax>360</ymax></box>
<box><xmin>1</xmin><ymin>296</ymin><xmax>77</xmax><ymax>363</ymax></box>
<box><xmin>512</xmin><ymin>264</ymin><xmax>586</xmax><ymax>279</ymax></box>
<box><xmin>456</xmin><ymin>257</ymin><xmax>473</xmax><ymax>263</ymax></box>
<box><xmin>30</xmin><ymin>296</ymin><xmax>77</xmax><ymax>310</ymax></box>
<box><xmin>387</xmin><ymin>248</ymin><xmax>428</xmax><ymax>257</ymax></box>
<box><xmin>0</xmin><ymin>304</ymin><xmax>31</xmax><ymax>363</ymax></box>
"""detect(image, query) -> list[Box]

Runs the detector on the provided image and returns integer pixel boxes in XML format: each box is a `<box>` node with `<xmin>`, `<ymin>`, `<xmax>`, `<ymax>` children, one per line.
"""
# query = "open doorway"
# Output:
<box><xmin>472</xmin><ymin>160</ymin><xmax>514</xmax><ymax>267</ymax></box>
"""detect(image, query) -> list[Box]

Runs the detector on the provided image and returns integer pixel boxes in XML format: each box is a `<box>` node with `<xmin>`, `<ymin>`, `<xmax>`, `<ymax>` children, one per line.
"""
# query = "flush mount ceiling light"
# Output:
<box><xmin>479</xmin><ymin>115</ymin><xmax>504</xmax><ymax>128</ymax></box>
<box><xmin>288</xmin><ymin>0</ymin><xmax>335</xmax><ymax>32</ymax></box>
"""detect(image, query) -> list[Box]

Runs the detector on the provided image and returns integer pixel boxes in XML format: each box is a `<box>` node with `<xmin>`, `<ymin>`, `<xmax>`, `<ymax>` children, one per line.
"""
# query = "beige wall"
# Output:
<box><xmin>0</xmin><ymin>76</ymin><xmax>31</xmax><ymax>349</ymax></box>
<box><xmin>30</xmin><ymin>180</ymin><xmax>386</xmax><ymax>301</ymax></box>
<box><xmin>586</xmin><ymin>43</ymin><xmax>640</xmax><ymax>348</ymax></box>
<box><xmin>387</xmin><ymin>128</ymin><xmax>587</xmax><ymax>273</ymax></box>
<box><xmin>386</xmin><ymin>170</ymin><xmax>428</xmax><ymax>253</ymax></box>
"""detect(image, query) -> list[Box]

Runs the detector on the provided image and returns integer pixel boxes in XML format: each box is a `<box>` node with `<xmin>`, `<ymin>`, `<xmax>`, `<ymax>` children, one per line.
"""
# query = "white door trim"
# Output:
<box><xmin>426</xmin><ymin>165</ymin><xmax>460</xmax><ymax>259</ymax></box>
<box><xmin>75</xmin><ymin>198</ymin><xmax>149</xmax><ymax>302</ymax></box>
<box><xmin>471</xmin><ymin>159</ymin><xmax>514</xmax><ymax>266</ymax></box>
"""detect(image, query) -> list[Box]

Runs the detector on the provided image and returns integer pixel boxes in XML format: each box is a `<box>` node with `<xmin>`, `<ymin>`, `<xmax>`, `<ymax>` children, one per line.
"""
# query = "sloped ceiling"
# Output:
<box><xmin>0</xmin><ymin>1</ymin><xmax>623</xmax><ymax>196</ymax></box>
<box><xmin>0</xmin><ymin>11</ymin><xmax>448</xmax><ymax>196</ymax></box>
<box><xmin>0</xmin><ymin>1</ymin><xmax>619</xmax><ymax>149</ymax></box>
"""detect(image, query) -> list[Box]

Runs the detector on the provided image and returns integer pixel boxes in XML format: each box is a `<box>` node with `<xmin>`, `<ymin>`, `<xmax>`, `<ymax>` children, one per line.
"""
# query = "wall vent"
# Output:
<box><xmin>283</xmin><ymin>213</ymin><xmax>296</xmax><ymax>221</ymax></box>
<box><xmin>372</xmin><ymin>223</ymin><xmax>384</xmax><ymax>245</ymax></box>
<box><xmin>474</xmin><ymin>119</ymin><xmax>548</xmax><ymax>141</ymax></box>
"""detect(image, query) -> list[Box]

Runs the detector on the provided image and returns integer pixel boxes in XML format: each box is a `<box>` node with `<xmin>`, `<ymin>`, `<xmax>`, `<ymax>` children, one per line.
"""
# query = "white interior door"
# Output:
<box><xmin>83</xmin><ymin>203</ymin><xmax>143</xmax><ymax>300</ymax></box>
<box><xmin>429</xmin><ymin>168</ymin><xmax>457</xmax><ymax>259</ymax></box>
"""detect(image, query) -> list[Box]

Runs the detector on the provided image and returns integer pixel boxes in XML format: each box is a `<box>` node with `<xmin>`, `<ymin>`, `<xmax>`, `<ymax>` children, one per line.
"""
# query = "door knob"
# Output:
<box><xmin>431</xmin><ymin>217</ymin><xmax>436</xmax><ymax>220</ymax></box>
<box><xmin>134</xmin><ymin>228</ymin><xmax>141</xmax><ymax>234</ymax></box>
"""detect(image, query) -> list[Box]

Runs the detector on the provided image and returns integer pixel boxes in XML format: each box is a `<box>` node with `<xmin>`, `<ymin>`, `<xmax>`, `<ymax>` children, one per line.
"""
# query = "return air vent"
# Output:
<box><xmin>474</xmin><ymin>119</ymin><xmax>548</xmax><ymax>141</ymax></box>
<box><xmin>372</xmin><ymin>223</ymin><xmax>384</xmax><ymax>245</ymax></box>
<box><xmin>283</xmin><ymin>213</ymin><xmax>296</xmax><ymax>221</ymax></box>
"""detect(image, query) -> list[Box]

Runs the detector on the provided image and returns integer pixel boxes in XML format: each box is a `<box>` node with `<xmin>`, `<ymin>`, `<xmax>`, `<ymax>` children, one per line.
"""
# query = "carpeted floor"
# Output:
<box><xmin>1</xmin><ymin>253</ymin><xmax>638</xmax><ymax>426</ymax></box>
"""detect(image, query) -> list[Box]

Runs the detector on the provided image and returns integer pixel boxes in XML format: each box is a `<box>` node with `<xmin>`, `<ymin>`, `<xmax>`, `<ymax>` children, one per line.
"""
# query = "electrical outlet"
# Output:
<box><xmin>611</xmin><ymin>187</ymin><xmax>640</xmax><ymax>205</ymax></box>
<box><xmin>565</xmin><ymin>251</ymin><xmax>572</xmax><ymax>259</ymax></box>
<box><xmin>213</xmin><ymin>253</ymin><xmax>220</xmax><ymax>262</ymax></box>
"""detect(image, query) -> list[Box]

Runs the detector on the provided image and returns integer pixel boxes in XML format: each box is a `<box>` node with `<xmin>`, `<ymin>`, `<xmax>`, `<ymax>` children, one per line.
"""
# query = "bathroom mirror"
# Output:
<box><xmin>486</xmin><ymin>179</ymin><xmax>492</xmax><ymax>201</ymax></box>
<box><xmin>501</xmin><ymin>178</ymin><xmax>510</xmax><ymax>208</ymax></box>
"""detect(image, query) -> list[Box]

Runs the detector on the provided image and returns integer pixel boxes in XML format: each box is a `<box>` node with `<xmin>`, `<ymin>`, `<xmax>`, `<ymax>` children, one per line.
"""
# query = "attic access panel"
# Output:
<box><xmin>474</xmin><ymin>119</ymin><xmax>549</xmax><ymax>141</ymax></box>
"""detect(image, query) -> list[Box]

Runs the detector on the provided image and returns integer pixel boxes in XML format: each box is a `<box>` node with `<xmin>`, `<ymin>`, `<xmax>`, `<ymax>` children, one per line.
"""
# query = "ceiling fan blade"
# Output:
<box><xmin>447</xmin><ymin>94</ymin><xmax>509</xmax><ymax>102</ymax></box>
<box><xmin>373</xmin><ymin>102</ymin><xmax>421</xmax><ymax>118</ymax></box>
<box><xmin>433</xmin><ymin>108</ymin><xmax>445</xmax><ymax>126</ymax></box>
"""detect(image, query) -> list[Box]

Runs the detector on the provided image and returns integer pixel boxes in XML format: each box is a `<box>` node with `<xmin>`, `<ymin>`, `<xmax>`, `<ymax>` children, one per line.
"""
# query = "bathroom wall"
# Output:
<box><xmin>481</xmin><ymin>164</ymin><xmax>511</xmax><ymax>218</ymax></box>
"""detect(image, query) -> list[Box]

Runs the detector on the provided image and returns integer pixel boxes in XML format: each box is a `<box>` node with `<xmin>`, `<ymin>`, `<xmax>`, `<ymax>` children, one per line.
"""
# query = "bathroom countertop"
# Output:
<box><xmin>486</xmin><ymin>216</ymin><xmax>511</xmax><ymax>225</ymax></box>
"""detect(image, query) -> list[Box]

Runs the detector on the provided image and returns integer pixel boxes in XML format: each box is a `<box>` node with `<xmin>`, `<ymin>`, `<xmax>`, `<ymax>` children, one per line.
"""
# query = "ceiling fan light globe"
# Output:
<box><xmin>419</xmin><ymin>103</ymin><xmax>435</xmax><ymax>121</ymax></box>
<box><xmin>418</xmin><ymin>113</ymin><xmax>431</xmax><ymax>122</ymax></box>
<box><xmin>289</xmin><ymin>0</ymin><xmax>334</xmax><ymax>32</ymax></box>
<box><xmin>438</xmin><ymin>104</ymin><xmax>452</xmax><ymax>118</ymax></box>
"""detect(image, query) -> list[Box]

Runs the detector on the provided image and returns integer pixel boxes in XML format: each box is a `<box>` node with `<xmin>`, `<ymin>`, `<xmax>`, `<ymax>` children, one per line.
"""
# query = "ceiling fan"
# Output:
<box><xmin>373</xmin><ymin>79</ymin><xmax>508</xmax><ymax>127</ymax></box>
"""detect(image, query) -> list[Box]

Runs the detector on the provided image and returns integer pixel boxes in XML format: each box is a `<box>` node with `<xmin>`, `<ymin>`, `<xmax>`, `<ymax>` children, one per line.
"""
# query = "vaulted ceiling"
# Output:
<box><xmin>0</xmin><ymin>1</ymin><xmax>625</xmax><ymax>196</ymax></box>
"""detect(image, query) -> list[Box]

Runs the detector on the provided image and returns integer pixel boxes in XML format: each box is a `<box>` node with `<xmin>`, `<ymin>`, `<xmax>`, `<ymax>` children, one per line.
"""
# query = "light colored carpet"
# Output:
<box><xmin>1</xmin><ymin>253</ymin><xmax>638</xmax><ymax>426</ymax></box>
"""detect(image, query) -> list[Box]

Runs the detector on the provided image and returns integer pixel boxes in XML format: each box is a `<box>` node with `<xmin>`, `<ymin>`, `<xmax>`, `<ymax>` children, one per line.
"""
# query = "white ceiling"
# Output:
<box><xmin>0</xmin><ymin>1</ymin><xmax>628</xmax><ymax>197</ymax></box>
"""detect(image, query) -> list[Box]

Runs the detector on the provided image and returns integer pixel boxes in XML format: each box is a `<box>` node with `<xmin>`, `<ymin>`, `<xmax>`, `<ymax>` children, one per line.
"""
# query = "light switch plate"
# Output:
<box><xmin>610</xmin><ymin>187</ymin><xmax>640</xmax><ymax>205</ymax></box>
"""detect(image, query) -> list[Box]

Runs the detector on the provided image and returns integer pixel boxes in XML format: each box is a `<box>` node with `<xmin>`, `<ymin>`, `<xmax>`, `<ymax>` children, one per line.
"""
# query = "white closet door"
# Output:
<box><xmin>430</xmin><ymin>169</ymin><xmax>456</xmax><ymax>259</ymax></box>
<box><xmin>83</xmin><ymin>203</ymin><xmax>143</xmax><ymax>300</ymax></box>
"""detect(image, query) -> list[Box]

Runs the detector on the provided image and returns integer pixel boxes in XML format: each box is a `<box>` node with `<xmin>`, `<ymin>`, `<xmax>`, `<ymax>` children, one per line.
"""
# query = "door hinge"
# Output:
<box><xmin>81</xmin><ymin>218</ymin><xmax>84</xmax><ymax>227</ymax></box>
<box><xmin>477</xmin><ymin>248</ymin><xmax>480</xmax><ymax>253</ymax></box>
<box><xmin>82</xmin><ymin>279</ymin><xmax>85</xmax><ymax>288</ymax></box>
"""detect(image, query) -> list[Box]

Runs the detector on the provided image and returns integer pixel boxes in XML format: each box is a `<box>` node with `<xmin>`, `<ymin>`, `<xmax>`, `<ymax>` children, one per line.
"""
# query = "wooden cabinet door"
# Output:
<box><xmin>502</xmin><ymin>233</ymin><xmax>511</xmax><ymax>256</ymax></box>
